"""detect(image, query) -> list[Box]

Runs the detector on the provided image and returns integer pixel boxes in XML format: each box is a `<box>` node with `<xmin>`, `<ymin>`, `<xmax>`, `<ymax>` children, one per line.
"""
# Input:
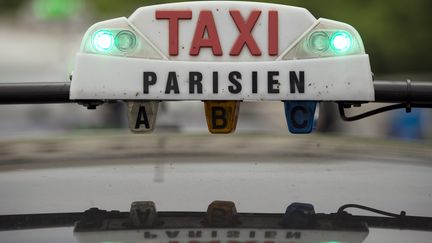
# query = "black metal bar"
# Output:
<box><xmin>0</xmin><ymin>82</ymin><xmax>72</xmax><ymax>104</ymax></box>
<box><xmin>374</xmin><ymin>80</ymin><xmax>432</xmax><ymax>103</ymax></box>
<box><xmin>2</xmin><ymin>211</ymin><xmax>432</xmax><ymax>232</ymax></box>
<box><xmin>1</xmin><ymin>81</ymin><xmax>431</xmax><ymax>105</ymax></box>
<box><xmin>338</xmin><ymin>103</ymin><xmax>432</xmax><ymax>122</ymax></box>
<box><xmin>0</xmin><ymin>212</ymin><xmax>83</xmax><ymax>230</ymax></box>
<box><xmin>350</xmin><ymin>215</ymin><xmax>432</xmax><ymax>231</ymax></box>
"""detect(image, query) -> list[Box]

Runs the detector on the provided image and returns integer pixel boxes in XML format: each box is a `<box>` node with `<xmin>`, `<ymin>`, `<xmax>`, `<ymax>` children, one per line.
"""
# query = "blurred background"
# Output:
<box><xmin>0</xmin><ymin>0</ymin><xmax>431</xmax><ymax>140</ymax></box>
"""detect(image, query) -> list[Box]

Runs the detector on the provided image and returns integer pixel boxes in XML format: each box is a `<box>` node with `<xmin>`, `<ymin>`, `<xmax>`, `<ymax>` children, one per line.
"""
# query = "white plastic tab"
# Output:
<box><xmin>127</xmin><ymin>101</ymin><xmax>159</xmax><ymax>133</ymax></box>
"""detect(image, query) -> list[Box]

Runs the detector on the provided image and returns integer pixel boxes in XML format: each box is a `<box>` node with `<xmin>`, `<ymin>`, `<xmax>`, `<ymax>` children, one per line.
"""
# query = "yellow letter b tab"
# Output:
<box><xmin>127</xmin><ymin>101</ymin><xmax>159</xmax><ymax>133</ymax></box>
<box><xmin>204</xmin><ymin>101</ymin><xmax>240</xmax><ymax>134</ymax></box>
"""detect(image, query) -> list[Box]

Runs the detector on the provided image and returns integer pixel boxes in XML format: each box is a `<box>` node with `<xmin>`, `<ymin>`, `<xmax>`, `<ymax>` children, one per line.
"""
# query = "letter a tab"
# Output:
<box><xmin>204</xmin><ymin>101</ymin><xmax>240</xmax><ymax>134</ymax></box>
<box><xmin>127</xmin><ymin>101</ymin><xmax>159</xmax><ymax>133</ymax></box>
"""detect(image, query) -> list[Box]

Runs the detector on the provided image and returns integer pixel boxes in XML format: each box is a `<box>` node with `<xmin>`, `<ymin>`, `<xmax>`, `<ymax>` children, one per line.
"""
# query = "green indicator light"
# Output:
<box><xmin>115</xmin><ymin>30</ymin><xmax>137</xmax><ymax>52</ymax></box>
<box><xmin>93</xmin><ymin>30</ymin><xmax>114</xmax><ymax>52</ymax></box>
<box><xmin>308</xmin><ymin>31</ymin><xmax>329</xmax><ymax>53</ymax></box>
<box><xmin>330</xmin><ymin>31</ymin><xmax>352</xmax><ymax>52</ymax></box>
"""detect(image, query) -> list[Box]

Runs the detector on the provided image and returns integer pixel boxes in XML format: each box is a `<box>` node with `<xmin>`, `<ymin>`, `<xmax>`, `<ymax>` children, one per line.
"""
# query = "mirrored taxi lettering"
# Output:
<box><xmin>143</xmin><ymin>230</ymin><xmax>302</xmax><ymax>240</ymax></box>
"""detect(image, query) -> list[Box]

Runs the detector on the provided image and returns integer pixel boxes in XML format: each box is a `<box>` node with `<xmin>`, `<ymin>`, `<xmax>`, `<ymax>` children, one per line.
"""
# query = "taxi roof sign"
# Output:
<box><xmin>70</xmin><ymin>1</ymin><xmax>375</xmax><ymax>134</ymax></box>
<box><xmin>71</xmin><ymin>1</ymin><xmax>373</xmax><ymax>102</ymax></box>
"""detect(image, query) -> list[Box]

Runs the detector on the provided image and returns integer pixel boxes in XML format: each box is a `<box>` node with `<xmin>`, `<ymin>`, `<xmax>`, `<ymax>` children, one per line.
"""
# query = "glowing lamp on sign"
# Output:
<box><xmin>93</xmin><ymin>30</ymin><xmax>114</xmax><ymax>52</ymax></box>
<box><xmin>330</xmin><ymin>31</ymin><xmax>352</xmax><ymax>52</ymax></box>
